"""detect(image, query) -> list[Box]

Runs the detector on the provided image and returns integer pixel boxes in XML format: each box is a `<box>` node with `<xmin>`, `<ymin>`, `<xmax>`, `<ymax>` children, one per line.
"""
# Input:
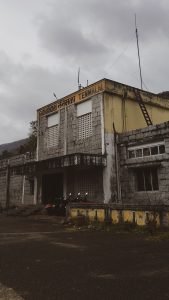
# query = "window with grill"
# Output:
<box><xmin>76</xmin><ymin>171</ymin><xmax>100</xmax><ymax>199</ymax></box>
<box><xmin>47</xmin><ymin>112</ymin><xmax>59</xmax><ymax>148</ymax></box>
<box><xmin>78</xmin><ymin>175</ymin><xmax>95</xmax><ymax>197</ymax></box>
<box><xmin>47</xmin><ymin>125</ymin><xmax>59</xmax><ymax>148</ymax></box>
<box><xmin>136</xmin><ymin>168</ymin><xmax>159</xmax><ymax>191</ymax></box>
<box><xmin>78</xmin><ymin>112</ymin><xmax>92</xmax><ymax>140</ymax></box>
<box><xmin>128</xmin><ymin>141</ymin><xmax>165</xmax><ymax>159</ymax></box>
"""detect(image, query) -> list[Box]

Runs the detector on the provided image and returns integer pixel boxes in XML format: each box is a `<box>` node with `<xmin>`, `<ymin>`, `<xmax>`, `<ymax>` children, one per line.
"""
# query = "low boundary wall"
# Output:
<box><xmin>67</xmin><ymin>203</ymin><xmax>169</xmax><ymax>226</ymax></box>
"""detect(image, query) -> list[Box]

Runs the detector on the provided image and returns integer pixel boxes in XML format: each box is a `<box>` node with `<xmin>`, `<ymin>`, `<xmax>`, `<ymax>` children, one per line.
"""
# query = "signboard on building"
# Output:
<box><xmin>38</xmin><ymin>80</ymin><xmax>105</xmax><ymax>117</ymax></box>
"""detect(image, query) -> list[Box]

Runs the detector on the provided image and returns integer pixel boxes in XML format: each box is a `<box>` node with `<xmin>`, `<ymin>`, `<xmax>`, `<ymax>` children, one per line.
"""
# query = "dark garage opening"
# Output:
<box><xmin>42</xmin><ymin>173</ymin><xmax>63</xmax><ymax>204</ymax></box>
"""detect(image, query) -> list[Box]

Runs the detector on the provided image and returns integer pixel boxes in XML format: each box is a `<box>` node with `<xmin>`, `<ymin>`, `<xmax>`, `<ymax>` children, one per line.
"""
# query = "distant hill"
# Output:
<box><xmin>0</xmin><ymin>138</ymin><xmax>28</xmax><ymax>154</ymax></box>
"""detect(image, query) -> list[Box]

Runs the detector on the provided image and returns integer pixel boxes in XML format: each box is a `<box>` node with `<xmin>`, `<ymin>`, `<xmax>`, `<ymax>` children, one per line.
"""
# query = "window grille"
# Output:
<box><xmin>78</xmin><ymin>113</ymin><xmax>92</xmax><ymax>140</ymax></box>
<box><xmin>136</xmin><ymin>168</ymin><xmax>159</xmax><ymax>191</ymax></box>
<box><xmin>77</xmin><ymin>175</ymin><xmax>96</xmax><ymax>197</ymax></box>
<box><xmin>128</xmin><ymin>141</ymin><xmax>165</xmax><ymax>159</ymax></box>
<box><xmin>47</xmin><ymin>125</ymin><xmax>59</xmax><ymax>148</ymax></box>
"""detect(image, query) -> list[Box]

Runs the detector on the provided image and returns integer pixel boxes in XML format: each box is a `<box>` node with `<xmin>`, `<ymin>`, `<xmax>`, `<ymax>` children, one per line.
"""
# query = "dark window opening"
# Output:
<box><xmin>136</xmin><ymin>149</ymin><xmax>142</xmax><ymax>157</ymax></box>
<box><xmin>42</xmin><ymin>173</ymin><xmax>63</xmax><ymax>204</ymax></box>
<box><xmin>129</xmin><ymin>150</ymin><xmax>135</xmax><ymax>158</ymax></box>
<box><xmin>136</xmin><ymin>168</ymin><xmax>159</xmax><ymax>191</ymax></box>
<box><xmin>128</xmin><ymin>143</ymin><xmax>165</xmax><ymax>159</ymax></box>
<box><xmin>151</xmin><ymin>146</ymin><xmax>158</xmax><ymax>155</ymax></box>
<box><xmin>143</xmin><ymin>148</ymin><xmax>150</xmax><ymax>156</ymax></box>
<box><xmin>159</xmin><ymin>144</ymin><xmax>165</xmax><ymax>154</ymax></box>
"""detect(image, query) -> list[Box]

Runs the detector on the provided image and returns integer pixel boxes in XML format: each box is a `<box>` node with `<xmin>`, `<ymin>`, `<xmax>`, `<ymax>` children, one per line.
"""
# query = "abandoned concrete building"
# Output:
<box><xmin>118</xmin><ymin>122</ymin><xmax>169</xmax><ymax>206</ymax></box>
<box><xmin>1</xmin><ymin>78</ymin><xmax>169</xmax><ymax>213</ymax></box>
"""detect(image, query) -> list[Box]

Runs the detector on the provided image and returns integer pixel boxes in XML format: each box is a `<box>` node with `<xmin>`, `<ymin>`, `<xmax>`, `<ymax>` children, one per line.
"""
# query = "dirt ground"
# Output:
<box><xmin>0</xmin><ymin>216</ymin><xmax>169</xmax><ymax>300</ymax></box>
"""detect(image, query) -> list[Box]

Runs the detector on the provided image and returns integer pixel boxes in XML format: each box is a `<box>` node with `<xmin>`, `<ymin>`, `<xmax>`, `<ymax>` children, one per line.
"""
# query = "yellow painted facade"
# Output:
<box><xmin>38</xmin><ymin>78</ymin><xmax>169</xmax><ymax>133</ymax></box>
<box><xmin>104</xmin><ymin>80</ymin><xmax>169</xmax><ymax>133</ymax></box>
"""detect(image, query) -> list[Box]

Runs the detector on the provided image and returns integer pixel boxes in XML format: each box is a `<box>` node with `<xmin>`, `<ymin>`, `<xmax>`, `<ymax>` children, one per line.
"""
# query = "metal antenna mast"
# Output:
<box><xmin>135</xmin><ymin>14</ymin><xmax>143</xmax><ymax>90</ymax></box>
<box><xmin>78</xmin><ymin>67</ymin><xmax>81</xmax><ymax>90</ymax></box>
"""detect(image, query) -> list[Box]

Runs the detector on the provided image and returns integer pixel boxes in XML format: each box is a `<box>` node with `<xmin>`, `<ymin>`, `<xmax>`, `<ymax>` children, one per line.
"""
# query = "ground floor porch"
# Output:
<box><xmin>36</xmin><ymin>166</ymin><xmax>104</xmax><ymax>205</ymax></box>
<box><xmin>0</xmin><ymin>153</ymin><xmax>106</xmax><ymax>208</ymax></box>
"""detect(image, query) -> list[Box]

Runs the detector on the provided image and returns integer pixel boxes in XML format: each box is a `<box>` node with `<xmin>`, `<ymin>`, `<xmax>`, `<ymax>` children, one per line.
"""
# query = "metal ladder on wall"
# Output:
<box><xmin>134</xmin><ymin>89</ymin><xmax>153</xmax><ymax>126</ymax></box>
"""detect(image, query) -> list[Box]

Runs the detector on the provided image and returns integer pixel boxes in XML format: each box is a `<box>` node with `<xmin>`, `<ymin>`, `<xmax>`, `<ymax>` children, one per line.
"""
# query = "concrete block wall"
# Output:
<box><xmin>0</xmin><ymin>155</ymin><xmax>35</xmax><ymax>207</ymax></box>
<box><xmin>10</xmin><ymin>175</ymin><xmax>23</xmax><ymax>206</ymax></box>
<box><xmin>118</xmin><ymin>121</ymin><xmax>169</xmax><ymax>206</ymax></box>
<box><xmin>38</xmin><ymin>94</ymin><xmax>103</xmax><ymax>160</ymax></box>
<box><xmin>68</xmin><ymin>203</ymin><xmax>169</xmax><ymax>226</ymax></box>
<box><xmin>0</xmin><ymin>171</ymin><xmax>7</xmax><ymax>207</ymax></box>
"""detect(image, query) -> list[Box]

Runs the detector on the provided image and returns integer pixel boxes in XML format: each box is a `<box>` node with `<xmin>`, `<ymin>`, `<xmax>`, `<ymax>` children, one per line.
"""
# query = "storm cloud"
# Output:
<box><xmin>0</xmin><ymin>0</ymin><xmax>169</xmax><ymax>143</ymax></box>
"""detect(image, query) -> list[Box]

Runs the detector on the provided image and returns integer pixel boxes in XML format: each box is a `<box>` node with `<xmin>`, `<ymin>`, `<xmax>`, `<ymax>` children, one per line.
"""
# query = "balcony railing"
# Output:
<box><xmin>8</xmin><ymin>153</ymin><xmax>107</xmax><ymax>175</ymax></box>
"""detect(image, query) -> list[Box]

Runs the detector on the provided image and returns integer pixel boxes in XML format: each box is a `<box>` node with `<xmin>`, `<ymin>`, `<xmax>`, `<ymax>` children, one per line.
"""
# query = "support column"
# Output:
<box><xmin>103</xmin><ymin>133</ymin><xmax>119</xmax><ymax>203</ymax></box>
<box><xmin>21</xmin><ymin>175</ymin><xmax>25</xmax><ymax>205</ymax></box>
<box><xmin>63</xmin><ymin>171</ymin><xmax>67</xmax><ymax>199</ymax></box>
<box><xmin>33</xmin><ymin>176</ymin><xmax>38</xmax><ymax>205</ymax></box>
<box><xmin>37</xmin><ymin>175</ymin><xmax>42</xmax><ymax>204</ymax></box>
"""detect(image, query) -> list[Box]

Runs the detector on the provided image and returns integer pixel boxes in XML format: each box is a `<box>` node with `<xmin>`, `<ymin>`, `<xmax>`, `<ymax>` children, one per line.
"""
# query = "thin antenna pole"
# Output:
<box><xmin>135</xmin><ymin>14</ymin><xmax>143</xmax><ymax>90</ymax></box>
<box><xmin>78</xmin><ymin>67</ymin><xmax>80</xmax><ymax>90</ymax></box>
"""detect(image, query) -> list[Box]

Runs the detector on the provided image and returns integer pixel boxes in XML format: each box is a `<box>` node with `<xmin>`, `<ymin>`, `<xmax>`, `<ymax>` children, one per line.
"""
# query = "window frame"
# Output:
<box><xmin>46</xmin><ymin>112</ymin><xmax>60</xmax><ymax>148</ymax></box>
<box><xmin>77</xmin><ymin>112</ymin><xmax>92</xmax><ymax>140</ymax></box>
<box><xmin>135</xmin><ymin>167</ymin><xmax>159</xmax><ymax>192</ymax></box>
<box><xmin>128</xmin><ymin>141</ymin><xmax>165</xmax><ymax>159</ymax></box>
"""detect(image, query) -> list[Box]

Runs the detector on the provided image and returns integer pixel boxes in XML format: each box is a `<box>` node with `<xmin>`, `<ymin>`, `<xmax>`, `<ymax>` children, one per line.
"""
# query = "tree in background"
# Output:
<box><xmin>0</xmin><ymin>150</ymin><xmax>12</xmax><ymax>159</ymax></box>
<box><xmin>26</xmin><ymin>121</ymin><xmax>37</xmax><ymax>153</ymax></box>
<box><xmin>18</xmin><ymin>121</ymin><xmax>37</xmax><ymax>154</ymax></box>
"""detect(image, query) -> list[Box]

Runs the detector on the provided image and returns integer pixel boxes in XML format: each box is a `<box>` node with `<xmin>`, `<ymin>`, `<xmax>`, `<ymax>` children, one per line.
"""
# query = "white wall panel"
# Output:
<box><xmin>47</xmin><ymin>113</ymin><xmax>59</xmax><ymax>127</ymax></box>
<box><xmin>77</xmin><ymin>100</ymin><xmax>92</xmax><ymax>117</ymax></box>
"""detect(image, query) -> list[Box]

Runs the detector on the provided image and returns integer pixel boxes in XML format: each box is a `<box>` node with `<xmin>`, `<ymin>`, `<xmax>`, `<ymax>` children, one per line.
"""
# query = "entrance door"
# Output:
<box><xmin>42</xmin><ymin>173</ymin><xmax>63</xmax><ymax>204</ymax></box>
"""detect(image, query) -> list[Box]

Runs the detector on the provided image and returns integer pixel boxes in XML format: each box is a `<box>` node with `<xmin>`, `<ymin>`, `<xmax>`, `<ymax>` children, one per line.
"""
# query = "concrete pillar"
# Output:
<box><xmin>33</xmin><ymin>176</ymin><xmax>38</xmax><ymax>205</ymax></box>
<box><xmin>103</xmin><ymin>133</ymin><xmax>118</xmax><ymax>204</ymax></box>
<box><xmin>36</xmin><ymin>175</ymin><xmax>42</xmax><ymax>204</ymax></box>
<box><xmin>63</xmin><ymin>170</ymin><xmax>67</xmax><ymax>199</ymax></box>
<box><xmin>21</xmin><ymin>175</ymin><xmax>25</xmax><ymax>205</ymax></box>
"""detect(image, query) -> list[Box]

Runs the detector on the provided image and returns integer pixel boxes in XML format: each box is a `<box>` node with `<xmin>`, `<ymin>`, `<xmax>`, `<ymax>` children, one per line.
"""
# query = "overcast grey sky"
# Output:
<box><xmin>0</xmin><ymin>0</ymin><xmax>169</xmax><ymax>143</ymax></box>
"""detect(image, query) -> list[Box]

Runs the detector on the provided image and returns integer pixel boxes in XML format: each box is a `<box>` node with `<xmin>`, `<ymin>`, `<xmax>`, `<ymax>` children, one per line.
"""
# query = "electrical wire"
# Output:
<box><xmin>107</xmin><ymin>34</ymin><xmax>135</xmax><ymax>70</ymax></box>
<box><xmin>106</xmin><ymin>31</ymin><xmax>151</xmax><ymax>92</ymax></box>
<box><xmin>142</xmin><ymin>80</ymin><xmax>150</xmax><ymax>92</ymax></box>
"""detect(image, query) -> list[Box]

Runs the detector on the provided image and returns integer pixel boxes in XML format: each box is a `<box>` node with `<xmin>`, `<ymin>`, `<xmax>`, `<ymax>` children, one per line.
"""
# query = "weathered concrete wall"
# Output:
<box><xmin>118</xmin><ymin>122</ymin><xmax>169</xmax><ymax>206</ymax></box>
<box><xmin>38</xmin><ymin>94</ymin><xmax>103</xmax><ymax>160</ymax></box>
<box><xmin>0</xmin><ymin>155</ymin><xmax>35</xmax><ymax>208</ymax></box>
<box><xmin>0</xmin><ymin>171</ymin><xmax>7</xmax><ymax>207</ymax></box>
<box><xmin>103</xmin><ymin>133</ymin><xmax>118</xmax><ymax>204</ymax></box>
<box><xmin>68</xmin><ymin>203</ymin><xmax>169</xmax><ymax>226</ymax></box>
<box><xmin>10</xmin><ymin>175</ymin><xmax>23</xmax><ymax>206</ymax></box>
